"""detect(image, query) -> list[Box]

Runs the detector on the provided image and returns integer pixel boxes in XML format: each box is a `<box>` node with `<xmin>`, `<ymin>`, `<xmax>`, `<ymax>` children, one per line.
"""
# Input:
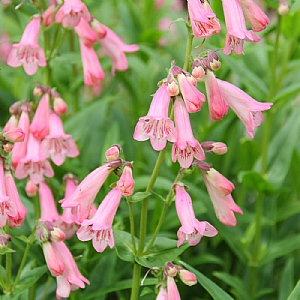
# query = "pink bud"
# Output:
<box><xmin>105</xmin><ymin>144</ymin><xmax>121</xmax><ymax>161</ymax></box>
<box><xmin>25</xmin><ymin>180</ymin><xmax>37</xmax><ymax>197</ymax></box>
<box><xmin>3</xmin><ymin>115</ymin><xmax>18</xmax><ymax>132</ymax></box>
<box><xmin>33</xmin><ymin>86</ymin><xmax>44</xmax><ymax>97</ymax></box>
<box><xmin>3</xmin><ymin>128</ymin><xmax>25</xmax><ymax>142</ymax></box>
<box><xmin>201</xmin><ymin>141</ymin><xmax>228</xmax><ymax>155</ymax></box>
<box><xmin>192</xmin><ymin>65</ymin><xmax>205</xmax><ymax>82</ymax></box>
<box><xmin>53</xmin><ymin>96</ymin><xmax>68</xmax><ymax>115</ymax></box>
<box><xmin>0</xmin><ymin>229</ymin><xmax>11</xmax><ymax>249</ymax></box>
<box><xmin>178</xmin><ymin>269</ymin><xmax>197</xmax><ymax>286</ymax></box>
<box><xmin>278</xmin><ymin>0</ymin><xmax>289</xmax><ymax>15</ymax></box>
<box><xmin>50</xmin><ymin>227</ymin><xmax>66</xmax><ymax>242</ymax></box>
<box><xmin>117</xmin><ymin>165</ymin><xmax>134</xmax><ymax>196</ymax></box>
<box><xmin>3</xmin><ymin>143</ymin><xmax>13</xmax><ymax>153</ymax></box>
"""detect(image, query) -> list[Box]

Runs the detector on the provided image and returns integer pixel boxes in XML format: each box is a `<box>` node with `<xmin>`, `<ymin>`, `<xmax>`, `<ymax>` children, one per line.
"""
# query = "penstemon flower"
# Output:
<box><xmin>7</xmin><ymin>16</ymin><xmax>46</xmax><ymax>75</ymax></box>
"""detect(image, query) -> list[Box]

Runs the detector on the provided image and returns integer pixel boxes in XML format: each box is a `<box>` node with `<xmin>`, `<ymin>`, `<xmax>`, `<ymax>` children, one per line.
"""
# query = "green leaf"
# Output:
<box><xmin>0</xmin><ymin>247</ymin><xmax>15</xmax><ymax>255</ymax></box>
<box><xmin>180</xmin><ymin>261</ymin><xmax>234</xmax><ymax>300</ymax></box>
<box><xmin>114</xmin><ymin>229</ymin><xmax>137</xmax><ymax>263</ymax></box>
<box><xmin>238</xmin><ymin>171</ymin><xmax>274</xmax><ymax>193</ymax></box>
<box><xmin>287</xmin><ymin>279</ymin><xmax>300</xmax><ymax>300</ymax></box>
<box><xmin>130</xmin><ymin>192</ymin><xmax>152</xmax><ymax>203</ymax></box>
<box><xmin>279</xmin><ymin>257</ymin><xmax>294</xmax><ymax>300</ymax></box>
<box><xmin>135</xmin><ymin>237</ymin><xmax>189</xmax><ymax>268</ymax></box>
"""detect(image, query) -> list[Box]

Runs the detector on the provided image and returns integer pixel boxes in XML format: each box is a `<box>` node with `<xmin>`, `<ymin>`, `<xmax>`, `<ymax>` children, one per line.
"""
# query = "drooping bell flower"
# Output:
<box><xmin>216</xmin><ymin>78</ymin><xmax>272</xmax><ymax>138</ymax></box>
<box><xmin>4</xmin><ymin>169</ymin><xmax>27</xmax><ymax>227</ymax></box>
<box><xmin>77</xmin><ymin>187</ymin><xmax>122</xmax><ymax>252</ymax></box>
<box><xmin>156</xmin><ymin>286</ymin><xmax>168</xmax><ymax>300</ymax></box>
<box><xmin>55</xmin><ymin>0</ymin><xmax>91</xmax><ymax>28</ymax></box>
<box><xmin>79</xmin><ymin>39</ymin><xmax>105</xmax><ymax>87</ymax></box>
<box><xmin>117</xmin><ymin>164</ymin><xmax>134</xmax><ymax>196</ymax></box>
<box><xmin>172</xmin><ymin>97</ymin><xmax>205</xmax><ymax>168</ymax></box>
<box><xmin>74</xmin><ymin>18</ymin><xmax>97</xmax><ymax>48</ymax></box>
<box><xmin>40</xmin><ymin>111</ymin><xmax>79</xmax><ymax>166</ymax></box>
<box><xmin>42</xmin><ymin>4</ymin><xmax>57</xmax><ymax>27</ymax></box>
<box><xmin>174</xmin><ymin>183</ymin><xmax>217</xmax><ymax>247</ymax></box>
<box><xmin>204</xmin><ymin>69</ymin><xmax>228</xmax><ymax>120</ymax></box>
<box><xmin>167</xmin><ymin>276</ymin><xmax>181</xmax><ymax>300</ymax></box>
<box><xmin>97</xmin><ymin>24</ymin><xmax>139</xmax><ymax>75</ymax></box>
<box><xmin>7</xmin><ymin>16</ymin><xmax>46</xmax><ymax>75</ymax></box>
<box><xmin>15</xmin><ymin>132</ymin><xmax>54</xmax><ymax>184</ymax></box>
<box><xmin>42</xmin><ymin>241</ymin><xmax>65</xmax><ymax>276</ymax></box>
<box><xmin>133</xmin><ymin>83</ymin><xmax>176</xmax><ymax>151</ymax></box>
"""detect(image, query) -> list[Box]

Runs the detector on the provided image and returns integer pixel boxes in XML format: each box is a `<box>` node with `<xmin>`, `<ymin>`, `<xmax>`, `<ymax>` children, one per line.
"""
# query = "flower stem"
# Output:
<box><xmin>183</xmin><ymin>22</ymin><xmax>194</xmax><ymax>71</ymax></box>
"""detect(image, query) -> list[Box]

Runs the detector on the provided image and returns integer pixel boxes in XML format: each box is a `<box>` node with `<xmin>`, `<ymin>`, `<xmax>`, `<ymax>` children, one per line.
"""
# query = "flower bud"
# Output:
<box><xmin>33</xmin><ymin>85</ymin><xmax>44</xmax><ymax>97</ymax></box>
<box><xmin>2</xmin><ymin>128</ymin><xmax>25</xmax><ymax>143</ymax></box>
<box><xmin>192</xmin><ymin>62</ymin><xmax>205</xmax><ymax>82</ymax></box>
<box><xmin>9</xmin><ymin>101</ymin><xmax>21</xmax><ymax>115</ymax></box>
<box><xmin>0</xmin><ymin>229</ymin><xmax>11</xmax><ymax>249</ymax></box>
<box><xmin>36</xmin><ymin>222</ymin><xmax>50</xmax><ymax>243</ymax></box>
<box><xmin>3</xmin><ymin>115</ymin><xmax>18</xmax><ymax>132</ymax></box>
<box><xmin>201</xmin><ymin>141</ymin><xmax>228</xmax><ymax>155</ymax></box>
<box><xmin>53</xmin><ymin>96</ymin><xmax>68</xmax><ymax>115</ymax></box>
<box><xmin>165</xmin><ymin>262</ymin><xmax>177</xmax><ymax>277</ymax></box>
<box><xmin>178</xmin><ymin>269</ymin><xmax>197</xmax><ymax>286</ymax></box>
<box><xmin>105</xmin><ymin>144</ymin><xmax>121</xmax><ymax>161</ymax></box>
<box><xmin>117</xmin><ymin>164</ymin><xmax>134</xmax><ymax>196</ymax></box>
<box><xmin>2</xmin><ymin>143</ymin><xmax>13</xmax><ymax>153</ymax></box>
<box><xmin>208</xmin><ymin>51</ymin><xmax>221</xmax><ymax>70</ymax></box>
<box><xmin>50</xmin><ymin>227</ymin><xmax>66</xmax><ymax>242</ymax></box>
<box><xmin>186</xmin><ymin>73</ymin><xmax>197</xmax><ymax>86</ymax></box>
<box><xmin>167</xmin><ymin>75</ymin><xmax>179</xmax><ymax>96</ymax></box>
<box><xmin>278</xmin><ymin>0</ymin><xmax>289</xmax><ymax>15</ymax></box>
<box><xmin>25</xmin><ymin>180</ymin><xmax>38</xmax><ymax>197</ymax></box>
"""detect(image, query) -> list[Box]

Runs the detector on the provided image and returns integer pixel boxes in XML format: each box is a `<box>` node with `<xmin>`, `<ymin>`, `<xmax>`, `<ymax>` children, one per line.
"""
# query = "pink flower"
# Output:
<box><xmin>133</xmin><ymin>83</ymin><xmax>176</xmax><ymax>151</ymax></box>
<box><xmin>15</xmin><ymin>132</ymin><xmax>54</xmax><ymax>184</ymax></box>
<box><xmin>53</xmin><ymin>96</ymin><xmax>68</xmax><ymax>115</ymax></box>
<box><xmin>40</xmin><ymin>111</ymin><xmax>79</xmax><ymax>166</ymax></box>
<box><xmin>25</xmin><ymin>180</ymin><xmax>38</xmax><ymax>197</ymax></box>
<box><xmin>117</xmin><ymin>165</ymin><xmax>134</xmax><ymax>196</ymax></box>
<box><xmin>177</xmin><ymin>72</ymin><xmax>206</xmax><ymax>113</ymax></box>
<box><xmin>61</xmin><ymin>163</ymin><xmax>116</xmax><ymax>223</ymax></box>
<box><xmin>167</xmin><ymin>276</ymin><xmax>181</xmax><ymax>300</ymax></box>
<box><xmin>77</xmin><ymin>187</ymin><xmax>122</xmax><ymax>252</ymax></box>
<box><xmin>74</xmin><ymin>18</ymin><xmax>97</xmax><ymax>48</ymax></box>
<box><xmin>204</xmin><ymin>69</ymin><xmax>228</xmax><ymax>120</ymax></box>
<box><xmin>52</xmin><ymin>241</ymin><xmax>89</xmax><ymax>299</ymax></box>
<box><xmin>222</xmin><ymin>0</ymin><xmax>260</xmax><ymax>55</ymax></box>
<box><xmin>79</xmin><ymin>39</ymin><xmax>104</xmax><ymax>87</ymax></box>
<box><xmin>156</xmin><ymin>286</ymin><xmax>168</xmax><ymax>300</ymax></box>
<box><xmin>198</xmin><ymin>163</ymin><xmax>243</xmax><ymax>226</ymax></box>
<box><xmin>0</xmin><ymin>158</ymin><xmax>16</xmax><ymax>227</ymax></box>
<box><xmin>42</xmin><ymin>241</ymin><xmax>65</xmax><ymax>276</ymax></box>
<box><xmin>5</xmin><ymin>169</ymin><xmax>27</xmax><ymax>227</ymax></box>
<box><xmin>178</xmin><ymin>269</ymin><xmax>197</xmax><ymax>286</ymax></box>
<box><xmin>2</xmin><ymin>127</ymin><xmax>25</xmax><ymax>143</ymax></box>
<box><xmin>7</xmin><ymin>17</ymin><xmax>46</xmax><ymax>75</ymax></box>
<box><xmin>238</xmin><ymin>0</ymin><xmax>269</xmax><ymax>32</ymax></box>
<box><xmin>55</xmin><ymin>0</ymin><xmax>91</xmax><ymax>28</ymax></box>
<box><xmin>98</xmin><ymin>24</ymin><xmax>139</xmax><ymax>75</ymax></box>
<box><xmin>42</xmin><ymin>5</ymin><xmax>56</xmax><ymax>27</ymax></box>
<box><xmin>172</xmin><ymin>97</ymin><xmax>205</xmax><ymax>168</ymax></box>
<box><xmin>216</xmin><ymin>79</ymin><xmax>272</xmax><ymax>138</ymax></box>
<box><xmin>188</xmin><ymin>0</ymin><xmax>221</xmax><ymax>38</ymax></box>
<box><xmin>3</xmin><ymin>115</ymin><xmax>18</xmax><ymax>133</ymax></box>
<box><xmin>12</xmin><ymin>108</ymin><xmax>30</xmax><ymax>168</ymax></box>
<box><xmin>175</xmin><ymin>183</ymin><xmax>217</xmax><ymax>247</ymax></box>
<box><xmin>39</xmin><ymin>182</ymin><xmax>60</xmax><ymax>222</ymax></box>
<box><xmin>30</xmin><ymin>93</ymin><xmax>50</xmax><ymax>140</ymax></box>
<box><xmin>105</xmin><ymin>145</ymin><xmax>121</xmax><ymax>161</ymax></box>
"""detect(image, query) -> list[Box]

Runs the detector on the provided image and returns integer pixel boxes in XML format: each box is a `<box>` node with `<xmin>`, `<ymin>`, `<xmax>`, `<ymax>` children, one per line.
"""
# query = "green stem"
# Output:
<box><xmin>130</xmin><ymin>264</ymin><xmax>142</xmax><ymax>300</ymax></box>
<box><xmin>127</xmin><ymin>198</ymin><xmax>137</xmax><ymax>253</ymax></box>
<box><xmin>0</xmin><ymin>255</ymin><xmax>4</xmax><ymax>289</ymax></box>
<box><xmin>183</xmin><ymin>23</ymin><xmax>194</xmax><ymax>71</ymax></box>
<box><xmin>5</xmin><ymin>224</ymin><xmax>12</xmax><ymax>294</ymax></box>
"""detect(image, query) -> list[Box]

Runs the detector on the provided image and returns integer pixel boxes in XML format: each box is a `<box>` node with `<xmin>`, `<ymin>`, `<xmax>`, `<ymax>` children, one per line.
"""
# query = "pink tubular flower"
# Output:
<box><xmin>77</xmin><ymin>187</ymin><xmax>122</xmax><ymax>252</ymax></box>
<box><xmin>7</xmin><ymin>17</ymin><xmax>46</xmax><ymax>75</ymax></box>
<box><xmin>42</xmin><ymin>5</ymin><xmax>56</xmax><ymax>27</ymax></box>
<box><xmin>74</xmin><ymin>18</ymin><xmax>97</xmax><ymax>48</ymax></box>
<box><xmin>156</xmin><ymin>286</ymin><xmax>168</xmax><ymax>300</ymax></box>
<box><xmin>188</xmin><ymin>0</ymin><xmax>221</xmax><ymax>38</ymax></box>
<box><xmin>12</xmin><ymin>107</ymin><xmax>30</xmax><ymax>169</ymax></box>
<box><xmin>15</xmin><ymin>132</ymin><xmax>54</xmax><ymax>184</ymax></box>
<box><xmin>52</xmin><ymin>241</ymin><xmax>89</xmax><ymax>299</ymax></box>
<box><xmin>0</xmin><ymin>158</ymin><xmax>16</xmax><ymax>227</ymax></box>
<box><xmin>222</xmin><ymin>0</ymin><xmax>260</xmax><ymax>55</ymax></box>
<box><xmin>117</xmin><ymin>165</ymin><xmax>134</xmax><ymax>196</ymax></box>
<box><xmin>175</xmin><ymin>183</ymin><xmax>217</xmax><ymax>247</ymax></box>
<box><xmin>4</xmin><ymin>169</ymin><xmax>27</xmax><ymax>227</ymax></box>
<box><xmin>167</xmin><ymin>276</ymin><xmax>181</xmax><ymax>300</ymax></box>
<box><xmin>40</xmin><ymin>111</ymin><xmax>79</xmax><ymax>166</ymax></box>
<box><xmin>79</xmin><ymin>39</ymin><xmax>104</xmax><ymax>87</ymax></box>
<box><xmin>197</xmin><ymin>162</ymin><xmax>243</xmax><ymax>226</ymax></box>
<box><xmin>61</xmin><ymin>163</ymin><xmax>116</xmax><ymax>223</ymax></box>
<box><xmin>39</xmin><ymin>182</ymin><xmax>60</xmax><ymax>222</ymax></box>
<box><xmin>133</xmin><ymin>83</ymin><xmax>176</xmax><ymax>151</ymax></box>
<box><xmin>30</xmin><ymin>93</ymin><xmax>50</xmax><ymax>140</ymax></box>
<box><xmin>55</xmin><ymin>0</ymin><xmax>91</xmax><ymax>28</ymax></box>
<box><xmin>238</xmin><ymin>0</ymin><xmax>269</xmax><ymax>32</ymax></box>
<box><xmin>177</xmin><ymin>72</ymin><xmax>206</xmax><ymax>113</ymax></box>
<box><xmin>98</xmin><ymin>24</ymin><xmax>139</xmax><ymax>75</ymax></box>
<box><xmin>216</xmin><ymin>79</ymin><xmax>272</xmax><ymax>138</ymax></box>
<box><xmin>172</xmin><ymin>97</ymin><xmax>205</xmax><ymax>168</ymax></box>
<box><xmin>178</xmin><ymin>269</ymin><xmax>197</xmax><ymax>286</ymax></box>
<box><xmin>42</xmin><ymin>241</ymin><xmax>65</xmax><ymax>276</ymax></box>
<box><xmin>2</xmin><ymin>128</ymin><xmax>25</xmax><ymax>143</ymax></box>
<box><xmin>204</xmin><ymin>69</ymin><xmax>228</xmax><ymax>120</ymax></box>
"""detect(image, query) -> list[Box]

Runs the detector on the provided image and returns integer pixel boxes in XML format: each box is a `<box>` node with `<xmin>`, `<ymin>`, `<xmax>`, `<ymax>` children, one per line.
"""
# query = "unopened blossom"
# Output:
<box><xmin>188</xmin><ymin>0</ymin><xmax>221</xmax><ymax>38</ymax></box>
<box><xmin>175</xmin><ymin>183</ymin><xmax>217</xmax><ymax>247</ymax></box>
<box><xmin>204</xmin><ymin>69</ymin><xmax>228</xmax><ymax>120</ymax></box>
<box><xmin>55</xmin><ymin>0</ymin><xmax>91</xmax><ymax>28</ymax></box>
<box><xmin>0</xmin><ymin>229</ymin><xmax>11</xmax><ymax>249</ymax></box>
<box><xmin>191</xmin><ymin>59</ymin><xmax>205</xmax><ymax>82</ymax></box>
<box><xmin>167</xmin><ymin>276</ymin><xmax>181</xmax><ymax>300</ymax></box>
<box><xmin>52</xmin><ymin>241</ymin><xmax>90</xmax><ymax>299</ymax></box>
<box><xmin>5</xmin><ymin>169</ymin><xmax>27</xmax><ymax>227</ymax></box>
<box><xmin>40</xmin><ymin>111</ymin><xmax>79</xmax><ymax>166</ymax></box>
<box><xmin>90</xmin><ymin>18</ymin><xmax>107</xmax><ymax>39</ymax></box>
<box><xmin>79</xmin><ymin>39</ymin><xmax>104</xmax><ymax>87</ymax></box>
<box><xmin>15</xmin><ymin>133</ymin><xmax>54</xmax><ymax>184</ymax></box>
<box><xmin>77</xmin><ymin>187</ymin><xmax>122</xmax><ymax>252</ymax></box>
<box><xmin>238</xmin><ymin>0</ymin><xmax>269</xmax><ymax>32</ymax></box>
<box><xmin>61</xmin><ymin>162</ymin><xmax>118</xmax><ymax>223</ymax></box>
<box><xmin>2</xmin><ymin>128</ymin><xmax>25</xmax><ymax>143</ymax></box>
<box><xmin>39</xmin><ymin>182</ymin><xmax>60</xmax><ymax>222</ymax></box>
<box><xmin>222</xmin><ymin>0</ymin><xmax>260</xmax><ymax>55</ymax></box>
<box><xmin>3</xmin><ymin>115</ymin><xmax>18</xmax><ymax>133</ymax></box>
<box><xmin>178</xmin><ymin>269</ymin><xmax>197</xmax><ymax>286</ymax></box>
<box><xmin>98</xmin><ymin>24</ymin><xmax>139</xmax><ymax>75</ymax></box>
<box><xmin>197</xmin><ymin>162</ymin><xmax>243</xmax><ymax>226</ymax></box>
<box><xmin>25</xmin><ymin>180</ymin><xmax>38</xmax><ymax>197</ymax></box>
<box><xmin>74</xmin><ymin>18</ymin><xmax>97</xmax><ymax>47</ymax></box>
<box><xmin>172</xmin><ymin>97</ymin><xmax>205</xmax><ymax>168</ymax></box>
<box><xmin>42</xmin><ymin>5</ymin><xmax>56</xmax><ymax>27</ymax></box>
<box><xmin>216</xmin><ymin>79</ymin><xmax>272</xmax><ymax>138</ymax></box>
<box><xmin>42</xmin><ymin>241</ymin><xmax>65</xmax><ymax>276</ymax></box>
<box><xmin>278</xmin><ymin>0</ymin><xmax>289</xmax><ymax>15</ymax></box>
<box><xmin>30</xmin><ymin>93</ymin><xmax>50</xmax><ymax>140</ymax></box>
<box><xmin>7</xmin><ymin>17</ymin><xmax>46</xmax><ymax>75</ymax></box>
<box><xmin>11</xmin><ymin>107</ymin><xmax>30</xmax><ymax>169</ymax></box>
<box><xmin>0</xmin><ymin>157</ymin><xmax>16</xmax><ymax>227</ymax></box>
<box><xmin>105</xmin><ymin>144</ymin><xmax>121</xmax><ymax>161</ymax></box>
<box><xmin>201</xmin><ymin>141</ymin><xmax>228</xmax><ymax>155</ymax></box>
<box><xmin>53</xmin><ymin>96</ymin><xmax>67</xmax><ymax>115</ymax></box>
<box><xmin>134</xmin><ymin>83</ymin><xmax>176</xmax><ymax>151</ymax></box>
<box><xmin>117</xmin><ymin>165</ymin><xmax>134</xmax><ymax>196</ymax></box>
